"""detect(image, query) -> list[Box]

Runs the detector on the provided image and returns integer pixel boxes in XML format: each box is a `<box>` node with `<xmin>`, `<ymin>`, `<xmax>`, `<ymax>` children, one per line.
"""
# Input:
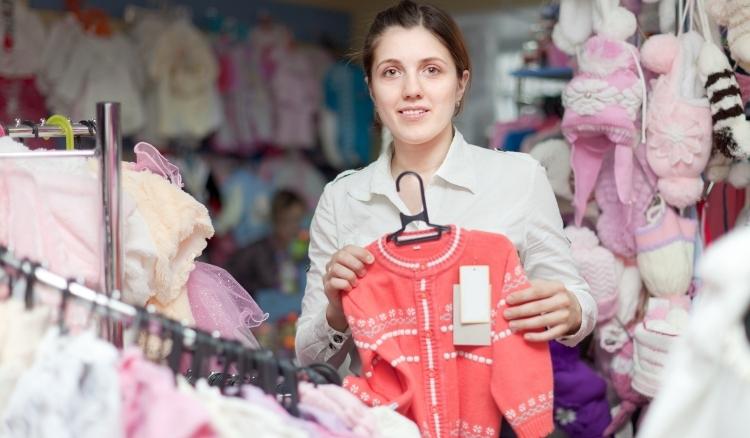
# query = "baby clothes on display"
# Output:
<box><xmin>0</xmin><ymin>137</ymin><xmax>103</xmax><ymax>287</ymax></box>
<box><xmin>0</xmin><ymin>1</ymin><xmax>46</xmax><ymax>78</ymax></box>
<box><xmin>320</xmin><ymin>61</ymin><xmax>374</xmax><ymax>169</ymax></box>
<box><xmin>122</xmin><ymin>152</ymin><xmax>215</xmax><ymax>324</ymax></box>
<box><xmin>272</xmin><ymin>46</ymin><xmax>323</xmax><ymax>150</ymax></box>
<box><xmin>186</xmin><ymin>262</ymin><xmax>267</xmax><ymax>348</ymax></box>
<box><xmin>0</xmin><ymin>300</ymin><xmax>51</xmax><ymax>413</ymax></box>
<box><xmin>213</xmin><ymin>168</ymin><xmax>272</xmax><ymax>246</ymax></box>
<box><xmin>1</xmin><ymin>329</ymin><xmax>123</xmax><ymax>438</ymax></box>
<box><xmin>342</xmin><ymin>226</ymin><xmax>554</xmax><ymax>438</ymax></box>
<box><xmin>119</xmin><ymin>349</ymin><xmax>217</xmax><ymax>438</ymax></box>
<box><xmin>149</xmin><ymin>20</ymin><xmax>223</xmax><ymax>140</ymax></box>
<box><xmin>38</xmin><ymin>16</ymin><xmax>144</xmax><ymax>136</ymax></box>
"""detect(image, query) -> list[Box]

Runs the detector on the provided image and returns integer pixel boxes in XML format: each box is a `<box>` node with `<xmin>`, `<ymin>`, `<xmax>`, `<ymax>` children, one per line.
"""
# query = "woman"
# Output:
<box><xmin>297</xmin><ymin>0</ymin><xmax>595</xmax><ymax>384</ymax></box>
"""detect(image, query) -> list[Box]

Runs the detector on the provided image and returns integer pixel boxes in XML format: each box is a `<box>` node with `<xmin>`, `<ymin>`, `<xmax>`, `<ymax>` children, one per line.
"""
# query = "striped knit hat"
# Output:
<box><xmin>709</xmin><ymin>0</ymin><xmax>750</xmax><ymax>71</ymax></box>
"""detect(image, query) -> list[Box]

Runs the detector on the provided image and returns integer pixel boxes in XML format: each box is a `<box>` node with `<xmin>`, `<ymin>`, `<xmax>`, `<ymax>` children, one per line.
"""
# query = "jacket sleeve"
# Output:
<box><xmin>295</xmin><ymin>184</ymin><xmax>354</xmax><ymax>367</ymax></box>
<box><xmin>521</xmin><ymin>162</ymin><xmax>597</xmax><ymax>347</ymax></box>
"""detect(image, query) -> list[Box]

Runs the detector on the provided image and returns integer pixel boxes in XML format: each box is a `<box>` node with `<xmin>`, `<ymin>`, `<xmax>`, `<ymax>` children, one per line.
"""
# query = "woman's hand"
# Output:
<box><xmin>324</xmin><ymin>245</ymin><xmax>374</xmax><ymax>331</ymax></box>
<box><xmin>503</xmin><ymin>279</ymin><xmax>582</xmax><ymax>342</ymax></box>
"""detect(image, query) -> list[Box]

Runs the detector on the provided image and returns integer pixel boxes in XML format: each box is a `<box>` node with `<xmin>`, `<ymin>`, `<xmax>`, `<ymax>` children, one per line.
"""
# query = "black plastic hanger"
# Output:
<box><xmin>166</xmin><ymin>318</ymin><xmax>185</xmax><ymax>378</ymax></box>
<box><xmin>23</xmin><ymin>260</ymin><xmax>38</xmax><ymax>310</ymax></box>
<box><xmin>387</xmin><ymin>171</ymin><xmax>451</xmax><ymax>245</ymax></box>
<box><xmin>278</xmin><ymin>359</ymin><xmax>300</xmax><ymax>417</ymax></box>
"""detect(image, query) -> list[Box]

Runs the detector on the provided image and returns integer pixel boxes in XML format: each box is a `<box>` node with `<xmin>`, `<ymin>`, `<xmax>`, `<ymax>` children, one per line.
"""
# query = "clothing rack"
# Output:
<box><xmin>0</xmin><ymin>103</ymin><xmax>123</xmax><ymax>299</ymax></box>
<box><xmin>0</xmin><ymin>243</ymin><xmax>341</xmax><ymax>416</ymax></box>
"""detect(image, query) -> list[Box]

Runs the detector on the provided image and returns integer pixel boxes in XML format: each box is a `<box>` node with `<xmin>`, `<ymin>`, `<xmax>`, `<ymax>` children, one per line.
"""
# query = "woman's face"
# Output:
<box><xmin>369</xmin><ymin>25</ymin><xmax>469</xmax><ymax>147</ymax></box>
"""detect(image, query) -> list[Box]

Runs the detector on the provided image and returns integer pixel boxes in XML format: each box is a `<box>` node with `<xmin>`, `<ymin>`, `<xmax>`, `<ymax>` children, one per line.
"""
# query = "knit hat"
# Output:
<box><xmin>564</xmin><ymin>226</ymin><xmax>619</xmax><ymax>322</ymax></box>
<box><xmin>529</xmin><ymin>139</ymin><xmax>574</xmax><ymax>201</ymax></box>
<box><xmin>641</xmin><ymin>31</ymin><xmax>712</xmax><ymax>209</ymax></box>
<box><xmin>595</xmin><ymin>144</ymin><xmax>657</xmax><ymax>258</ymax></box>
<box><xmin>691</xmin><ymin>0</ymin><xmax>750</xmax><ymax>161</ymax></box>
<box><xmin>550</xmin><ymin>341</ymin><xmax>612</xmax><ymax>438</ymax></box>
<box><xmin>562</xmin><ymin>35</ymin><xmax>646</xmax><ymax>226</ymax></box>
<box><xmin>708</xmin><ymin>0</ymin><xmax>750</xmax><ymax>71</ymax></box>
<box><xmin>553</xmin><ymin>0</ymin><xmax>637</xmax><ymax>54</ymax></box>
<box><xmin>635</xmin><ymin>198</ymin><xmax>697</xmax><ymax>297</ymax></box>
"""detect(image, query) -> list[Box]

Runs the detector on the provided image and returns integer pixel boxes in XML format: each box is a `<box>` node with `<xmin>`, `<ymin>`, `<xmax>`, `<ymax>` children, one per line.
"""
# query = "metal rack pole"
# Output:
<box><xmin>97</xmin><ymin>102</ymin><xmax>123</xmax><ymax>299</ymax></box>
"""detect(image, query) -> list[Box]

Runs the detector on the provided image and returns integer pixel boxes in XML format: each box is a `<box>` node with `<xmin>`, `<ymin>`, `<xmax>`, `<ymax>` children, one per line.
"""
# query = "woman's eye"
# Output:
<box><xmin>383</xmin><ymin>68</ymin><xmax>400</xmax><ymax>77</ymax></box>
<box><xmin>425</xmin><ymin>66</ymin><xmax>440</xmax><ymax>75</ymax></box>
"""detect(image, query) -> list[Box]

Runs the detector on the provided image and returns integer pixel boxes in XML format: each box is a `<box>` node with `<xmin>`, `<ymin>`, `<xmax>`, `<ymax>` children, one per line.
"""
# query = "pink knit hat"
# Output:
<box><xmin>562</xmin><ymin>35</ymin><xmax>647</xmax><ymax>226</ymax></box>
<box><xmin>635</xmin><ymin>198</ymin><xmax>697</xmax><ymax>297</ymax></box>
<box><xmin>641</xmin><ymin>32</ymin><xmax>712</xmax><ymax>209</ymax></box>
<box><xmin>564</xmin><ymin>226</ymin><xmax>619</xmax><ymax>322</ymax></box>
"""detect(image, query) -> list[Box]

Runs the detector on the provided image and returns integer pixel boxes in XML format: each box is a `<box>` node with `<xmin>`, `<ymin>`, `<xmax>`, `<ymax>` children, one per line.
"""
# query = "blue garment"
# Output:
<box><xmin>223</xmin><ymin>169</ymin><xmax>273</xmax><ymax>246</ymax></box>
<box><xmin>324</xmin><ymin>62</ymin><xmax>374</xmax><ymax>168</ymax></box>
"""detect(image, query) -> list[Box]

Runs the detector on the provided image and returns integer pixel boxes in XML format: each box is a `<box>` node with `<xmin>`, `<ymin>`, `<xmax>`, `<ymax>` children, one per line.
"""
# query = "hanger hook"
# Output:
<box><xmin>394</xmin><ymin>171</ymin><xmax>429</xmax><ymax>217</ymax></box>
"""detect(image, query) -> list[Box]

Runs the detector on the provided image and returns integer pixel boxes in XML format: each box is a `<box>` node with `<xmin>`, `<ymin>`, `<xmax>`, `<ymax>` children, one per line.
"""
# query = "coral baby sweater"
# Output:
<box><xmin>342</xmin><ymin>226</ymin><xmax>554</xmax><ymax>438</ymax></box>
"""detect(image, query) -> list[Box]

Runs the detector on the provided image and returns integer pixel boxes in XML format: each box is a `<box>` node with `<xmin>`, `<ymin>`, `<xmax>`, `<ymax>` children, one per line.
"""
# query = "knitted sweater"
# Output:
<box><xmin>341</xmin><ymin>226</ymin><xmax>554</xmax><ymax>438</ymax></box>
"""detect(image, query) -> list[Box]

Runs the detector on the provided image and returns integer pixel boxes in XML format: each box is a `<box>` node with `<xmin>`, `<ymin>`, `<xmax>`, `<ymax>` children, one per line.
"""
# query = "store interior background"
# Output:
<box><xmin>20</xmin><ymin>0</ymin><xmax>568</xmax><ymax>355</ymax></box>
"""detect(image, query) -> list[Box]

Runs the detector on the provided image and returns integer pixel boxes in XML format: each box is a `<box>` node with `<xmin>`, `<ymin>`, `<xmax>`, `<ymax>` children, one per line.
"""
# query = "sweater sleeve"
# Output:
<box><xmin>491</xmin><ymin>248</ymin><xmax>554</xmax><ymax>438</ymax></box>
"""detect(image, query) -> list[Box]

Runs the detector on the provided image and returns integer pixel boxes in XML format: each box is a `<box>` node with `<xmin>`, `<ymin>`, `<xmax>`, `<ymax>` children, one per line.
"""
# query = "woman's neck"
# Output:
<box><xmin>390</xmin><ymin>125</ymin><xmax>454</xmax><ymax>182</ymax></box>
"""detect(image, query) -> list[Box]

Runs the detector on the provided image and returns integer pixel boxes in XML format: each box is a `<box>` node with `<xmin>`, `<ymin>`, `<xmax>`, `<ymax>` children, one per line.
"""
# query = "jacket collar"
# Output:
<box><xmin>349</xmin><ymin>129</ymin><xmax>478</xmax><ymax>203</ymax></box>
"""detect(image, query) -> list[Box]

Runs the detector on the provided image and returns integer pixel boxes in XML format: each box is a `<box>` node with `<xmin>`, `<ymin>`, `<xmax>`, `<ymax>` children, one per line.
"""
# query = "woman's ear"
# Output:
<box><xmin>365</xmin><ymin>77</ymin><xmax>375</xmax><ymax>103</ymax></box>
<box><xmin>457</xmin><ymin>70</ymin><xmax>470</xmax><ymax>101</ymax></box>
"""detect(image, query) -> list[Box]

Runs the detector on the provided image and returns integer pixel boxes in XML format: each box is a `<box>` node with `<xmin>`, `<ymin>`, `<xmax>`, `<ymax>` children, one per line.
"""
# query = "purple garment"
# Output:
<box><xmin>551</xmin><ymin>341</ymin><xmax>612</xmax><ymax>438</ymax></box>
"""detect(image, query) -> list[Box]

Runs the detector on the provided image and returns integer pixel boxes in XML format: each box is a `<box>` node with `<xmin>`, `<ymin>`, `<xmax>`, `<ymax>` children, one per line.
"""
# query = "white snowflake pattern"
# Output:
<box><xmin>538</xmin><ymin>394</ymin><xmax>547</xmax><ymax>403</ymax></box>
<box><xmin>379</xmin><ymin>313</ymin><xmax>387</xmax><ymax>321</ymax></box>
<box><xmin>368</xmin><ymin>318</ymin><xmax>376</xmax><ymax>327</ymax></box>
<box><xmin>373</xmin><ymin>399</ymin><xmax>381</xmax><ymax>406</ymax></box>
<box><xmin>528</xmin><ymin>397</ymin><xmax>536</xmax><ymax>407</ymax></box>
<box><xmin>389</xmin><ymin>309</ymin><xmax>397</xmax><ymax>317</ymax></box>
<box><xmin>349</xmin><ymin>384</ymin><xmax>359</xmax><ymax>394</ymax></box>
<box><xmin>445</xmin><ymin>304</ymin><xmax>452</xmax><ymax>312</ymax></box>
<box><xmin>506</xmin><ymin>409</ymin><xmax>516</xmax><ymax>419</ymax></box>
<box><xmin>555</xmin><ymin>408</ymin><xmax>577</xmax><ymax>426</ymax></box>
<box><xmin>485</xmin><ymin>427</ymin><xmax>496</xmax><ymax>436</ymax></box>
<box><xmin>347</xmin><ymin>316</ymin><xmax>355</xmax><ymax>324</ymax></box>
<box><xmin>407</xmin><ymin>307</ymin><xmax>416</xmax><ymax>316</ymax></box>
<box><xmin>473</xmin><ymin>425</ymin><xmax>483</xmax><ymax>433</ymax></box>
<box><xmin>357</xmin><ymin>320</ymin><xmax>366</xmax><ymax>328</ymax></box>
<box><xmin>361</xmin><ymin>392</ymin><xmax>370</xmax><ymax>402</ymax></box>
<box><xmin>518</xmin><ymin>404</ymin><xmax>526</xmax><ymax>413</ymax></box>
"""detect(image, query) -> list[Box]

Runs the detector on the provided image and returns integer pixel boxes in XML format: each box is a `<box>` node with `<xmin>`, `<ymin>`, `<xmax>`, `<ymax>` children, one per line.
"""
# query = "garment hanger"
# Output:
<box><xmin>166</xmin><ymin>318</ymin><xmax>185</xmax><ymax>378</ymax></box>
<box><xmin>22</xmin><ymin>260</ymin><xmax>38</xmax><ymax>310</ymax></box>
<box><xmin>44</xmin><ymin>115</ymin><xmax>74</xmax><ymax>151</ymax></box>
<box><xmin>386</xmin><ymin>171</ymin><xmax>451</xmax><ymax>246</ymax></box>
<box><xmin>58</xmin><ymin>278</ymin><xmax>73</xmax><ymax>334</ymax></box>
<box><xmin>278</xmin><ymin>359</ymin><xmax>300</xmax><ymax>417</ymax></box>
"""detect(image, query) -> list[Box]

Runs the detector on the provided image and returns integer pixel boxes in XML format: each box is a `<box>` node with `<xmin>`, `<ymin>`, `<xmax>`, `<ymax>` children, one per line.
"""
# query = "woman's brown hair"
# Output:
<box><xmin>360</xmin><ymin>0</ymin><xmax>471</xmax><ymax>113</ymax></box>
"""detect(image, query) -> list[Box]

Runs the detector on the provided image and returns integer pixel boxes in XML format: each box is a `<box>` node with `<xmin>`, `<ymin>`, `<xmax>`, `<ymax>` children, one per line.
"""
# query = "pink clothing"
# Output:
<box><xmin>0</xmin><ymin>138</ymin><xmax>101</xmax><ymax>287</ymax></box>
<box><xmin>642</xmin><ymin>32</ymin><xmax>712</xmax><ymax>209</ymax></box>
<box><xmin>0</xmin><ymin>76</ymin><xmax>47</xmax><ymax>149</ymax></box>
<box><xmin>595</xmin><ymin>144</ymin><xmax>657</xmax><ymax>259</ymax></box>
<box><xmin>187</xmin><ymin>262</ymin><xmax>267</xmax><ymax>347</ymax></box>
<box><xmin>562</xmin><ymin>35</ymin><xmax>645</xmax><ymax>226</ymax></box>
<box><xmin>119</xmin><ymin>348</ymin><xmax>217</xmax><ymax>438</ymax></box>
<box><xmin>272</xmin><ymin>47</ymin><xmax>322</xmax><ymax>149</ymax></box>
<box><xmin>299</xmin><ymin>382</ymin><xmax>378</xmax><ymax>437</ymax></box>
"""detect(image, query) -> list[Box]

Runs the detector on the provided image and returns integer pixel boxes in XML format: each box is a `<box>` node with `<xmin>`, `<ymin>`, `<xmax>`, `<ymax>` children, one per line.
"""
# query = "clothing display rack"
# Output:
<box><xmin>0</xmin><ymin>244</ymin><xmax>341</xmax><ymax>417</ymax></box>
<box><xmin>0</xmin><ymin>102</ymin><xmax>123</xmax><ymax>299</ymax></box>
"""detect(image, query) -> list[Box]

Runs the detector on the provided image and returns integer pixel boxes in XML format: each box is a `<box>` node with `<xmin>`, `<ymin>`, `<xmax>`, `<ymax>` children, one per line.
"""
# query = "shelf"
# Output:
<box><xmin>510</xmin><ymin>67</ymin><xmax>573</xmax><ymax>80</ymax></box>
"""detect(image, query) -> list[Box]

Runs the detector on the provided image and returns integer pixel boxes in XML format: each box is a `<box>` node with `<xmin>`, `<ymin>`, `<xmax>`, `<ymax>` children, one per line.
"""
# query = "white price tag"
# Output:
<box><xmin>459</xmin><ymin>265</ymin><xmax>490</xmax><ymax>324</ymax></box>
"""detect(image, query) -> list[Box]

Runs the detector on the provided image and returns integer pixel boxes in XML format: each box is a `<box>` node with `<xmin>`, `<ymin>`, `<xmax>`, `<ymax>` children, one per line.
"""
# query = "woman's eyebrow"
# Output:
<box><xmin>375</xmin><ymin>56</ymin><xmax>447</xmax><ymax>69</ymax></box>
